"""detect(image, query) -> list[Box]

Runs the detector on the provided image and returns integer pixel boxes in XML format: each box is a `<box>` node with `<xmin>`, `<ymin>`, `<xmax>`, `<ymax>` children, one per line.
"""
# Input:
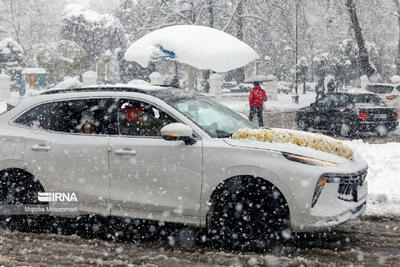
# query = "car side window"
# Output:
<box><xmin>333</xmin><ymin>94</ymin><xmax>349</xmax><ymax>107</ymax></box>
<box><xmin>117</xmin><ymin>99</ymin><xmax>177</xmax><ymax>137</ymax></box>
<box><xmin>15</xmin><ymin>98</ymin><xmax>119</xmax><ymax>135</ymax></box>
<box><xmin>14</xmin><ymin>102</ymin><xmax>58</xmax><ymax>129</ymax></box>
<box><xmin>315</xmin><ymin>96</ymin><xmax>332</xmax><ymax>108</ymax></box>
<box><xmin>397</xmin><ymin>85</ymin><xmax>400</xmax><ymax>93</ymax></box>
<box><xmin>48</xmin><ymin>98</ymin><xmax>118</xmax><ymax>135</ymax></box>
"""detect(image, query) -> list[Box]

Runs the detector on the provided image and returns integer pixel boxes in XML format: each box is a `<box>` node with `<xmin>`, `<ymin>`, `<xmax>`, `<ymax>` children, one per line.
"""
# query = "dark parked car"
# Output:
<box><xmin>296</xmin><ymin>92</ymin><xmax>399</xmax><ymax>137</ymax></box>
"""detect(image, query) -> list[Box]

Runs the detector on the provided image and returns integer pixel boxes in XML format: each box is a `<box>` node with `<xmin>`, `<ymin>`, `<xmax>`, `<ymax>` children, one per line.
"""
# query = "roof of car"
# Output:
<box><xmin>41</xmin><ymin>84</ymin><xmax>168</xmax><ymax>95</ymax></box>
<box><xmin>366</xmin><ymin>83</ymin><xmax>398</xmax><ymax>86</ymax></box>
<box><xmin>328</xmin><ymin>91</ymin><xmax>377</xmax><ymax>95</ymax></box>
<box><xmin>37</xmin><ymin>85</ymin><xmax>203</xmax><ymax>104</ymax></box>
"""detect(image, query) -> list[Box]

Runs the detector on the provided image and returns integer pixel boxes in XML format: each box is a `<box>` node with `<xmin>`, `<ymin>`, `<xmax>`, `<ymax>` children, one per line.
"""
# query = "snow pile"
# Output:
<box><xmin>124</xmin><ymin>25</ymin><xmax>258</xmax><ymax>72</ymax></box>
<box><xmin>232</xmin><ymin>128</ymin><xmax>354</xmax><ymax>159</ymax></box>
<box><xmin>53</xmin><ymin>76</ymin><xmax>81</xmax><ymax>89</ymax></box>
<box><xmin>346</xmin><ymin>140</ymin><xmax>400</xmax><ymax>216</ymax></box>
<box><xmin>63</xmin><ymin>4</ymin><xmax>121</xmax><ymax>29</ymax></box>
<box><xmin>0</xmin><ymin>38</ymin><xmax>24</xmax><ymax>54</ymax></box>
<box><xmin>391</xmin><ymin>75</ymin><xmax>400</xmax><ymax>84</ymax></box>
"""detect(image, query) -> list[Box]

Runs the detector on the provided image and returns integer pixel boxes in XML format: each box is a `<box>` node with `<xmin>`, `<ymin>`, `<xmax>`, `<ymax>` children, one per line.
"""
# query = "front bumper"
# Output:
<box><xmin>290</xmin><ymin>169</ymin><xmax>368</xmax><ymax>232</ymax></box>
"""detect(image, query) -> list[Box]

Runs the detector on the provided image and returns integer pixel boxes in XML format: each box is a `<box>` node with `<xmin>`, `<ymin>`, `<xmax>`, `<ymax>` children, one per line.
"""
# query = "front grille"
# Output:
<box><xmin>335</xmin><ymin>169</ymin><xmax>367</xmax><ymax>202</ymax></box>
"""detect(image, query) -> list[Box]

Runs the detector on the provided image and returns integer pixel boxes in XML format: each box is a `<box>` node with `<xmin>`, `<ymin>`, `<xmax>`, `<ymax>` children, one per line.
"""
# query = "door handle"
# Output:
<box><xmin>31</xmin><ymin>144</ymin><xmax>51</xmax><ymax>151</ymax></box>
<box><xmin>115</xmin><ymin>148</ymin><xmax>137</xmax><ymax>156</ymax></box>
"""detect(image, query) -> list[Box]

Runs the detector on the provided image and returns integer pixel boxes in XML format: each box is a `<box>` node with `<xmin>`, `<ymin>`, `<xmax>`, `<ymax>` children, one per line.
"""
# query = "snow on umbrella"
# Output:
<box><xmin>124</xmin><ymin>25</ymin><xmax>258</xmax><ymax>72</ymax></box>
<box><xmin>244</xmin><ymin>75</ymin><xmax>273</xmax><ymax>83</ymax></box>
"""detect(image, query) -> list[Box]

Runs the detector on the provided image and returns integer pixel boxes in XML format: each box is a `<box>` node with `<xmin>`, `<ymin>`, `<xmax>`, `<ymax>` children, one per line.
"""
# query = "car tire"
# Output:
<box><xmin>297</xmin><ymin>118</ymin><xmax>309</xmax><ymax>131</ymax></box>
<box><xmin>375</xmin><ymin>125</ymin><xmax>389</xmax><ymax>138</ymax></box>
<box><xmin>340</xmin><ymin>123</ymin><xmax>353</xmax><ymax>137</ymax></box>
<box><xmin>0</xmin><ymin>169</ymin><xmax>47</xmax><ymax>232</ymax></box>
<box><xmin>208</xmin><ymin>176</ymin><xmax>290</xmax><ymax>251</ymax></box>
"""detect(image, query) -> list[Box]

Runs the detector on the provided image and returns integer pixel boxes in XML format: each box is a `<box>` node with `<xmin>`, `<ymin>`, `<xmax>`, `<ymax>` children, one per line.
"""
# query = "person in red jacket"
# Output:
<box><xmin>248</xmin><ymin>82</ymin><xmax>267</xmax><ymax>127</ymax></box>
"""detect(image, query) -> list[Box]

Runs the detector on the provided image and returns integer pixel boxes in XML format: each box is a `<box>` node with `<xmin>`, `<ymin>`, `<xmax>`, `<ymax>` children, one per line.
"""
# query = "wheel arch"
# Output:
<box><xmin>0</xmin><ymin>167</ymin><xmax>45</xmax><ymax>192</ymax></box>
<box><xmin>205</xmin><ymin>174</ymin><xmax>292</xmax><ymax>227</ymax></box>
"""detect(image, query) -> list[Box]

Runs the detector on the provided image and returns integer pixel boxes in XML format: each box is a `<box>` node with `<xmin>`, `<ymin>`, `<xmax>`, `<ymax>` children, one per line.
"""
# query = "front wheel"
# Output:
<box><xmin>0</xmin><ymin>170</ymin><xmax>46</xmax><ymax>232</ymax></box>
<box><xmin>208</xmin><ymin>177</ymin><xmax>290</xmax><ymax>250</ymax></box>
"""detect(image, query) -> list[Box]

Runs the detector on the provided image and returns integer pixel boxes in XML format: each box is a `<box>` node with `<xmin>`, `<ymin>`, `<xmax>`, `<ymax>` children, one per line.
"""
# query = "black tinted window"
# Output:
<box><xmin>15</xmin><ymin>99</ymin><xmax>119</xmax><ymax>135</ymax></box>
<box><xmin>49</xmin><ymin>99</ymin><xmax>118</xmax><ymax>135</ymax></box>
<box><xmin>15</xmin><ymin>102</ymin><xmax>57</xmax><ymax>129</ymax></box>
<box><xmin>316</xmin><ymin>95</ymin><xmax>333</xmax><ymax>107</ymax></box>
<box><xmin>352</xmin><ymin>94</ymin><xmax>386</xmax><ymax>106</ymax></box>
<box><xmin>117</xmin><ymin>99</ymin><xmax>177</xmax><ymax>136</ymax></box>
<box><xmin>332</xmin><ymin>94</ymin><xmax>350</xmax><ymax>107</ymax></box>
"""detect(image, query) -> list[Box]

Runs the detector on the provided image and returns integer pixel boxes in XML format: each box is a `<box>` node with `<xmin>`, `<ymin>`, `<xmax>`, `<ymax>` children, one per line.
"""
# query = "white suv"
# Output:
<box><xmin>365</xmin><ymin>83</ymin><xmax>400</xmax><ymax>109</ymax></box>
<box><xmin>0</xmin><ymin>86</ymin><xmax>368</xmax><ymax>247</ymax></box>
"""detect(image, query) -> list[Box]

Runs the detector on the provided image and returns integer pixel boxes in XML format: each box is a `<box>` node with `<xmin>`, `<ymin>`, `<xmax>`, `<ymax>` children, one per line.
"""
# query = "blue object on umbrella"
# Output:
<box><xmin>153</xmin><ymin>46</ymin><xmax>176</xmax><ymax>60</ymax></box>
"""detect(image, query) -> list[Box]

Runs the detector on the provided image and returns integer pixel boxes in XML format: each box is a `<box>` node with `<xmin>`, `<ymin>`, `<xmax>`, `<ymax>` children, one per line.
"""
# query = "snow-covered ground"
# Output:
<box><xmin>346</xmin><ymin>140</ymin><xmax>400</xmax><ymax>216</ymax></box>
<box><xmin>219</xmin><ymin>92</ymin><xmax>316</xmax><ymax>113</ymax></box>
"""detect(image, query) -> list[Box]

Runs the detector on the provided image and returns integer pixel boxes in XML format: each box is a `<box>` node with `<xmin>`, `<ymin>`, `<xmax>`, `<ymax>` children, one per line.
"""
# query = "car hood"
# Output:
<box><xmin>223</xmin><ymin>138</ymin><xmax>352</xmax><ymax>165</ymax></box>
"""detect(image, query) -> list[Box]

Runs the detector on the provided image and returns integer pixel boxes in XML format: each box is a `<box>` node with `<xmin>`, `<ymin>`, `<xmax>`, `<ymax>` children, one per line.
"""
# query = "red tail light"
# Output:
<box><xmin>394</xmin><ymin>112</ymin><xmax>399</xmax><ymax>119</ymax></box>
<box><xmin>358</xmin><ymin>113</ymin><xmax>369</xmax><ymax>119</ymax></box>
<box><xmin>386</xmin><ymin>95</ymin><xmax>399</xmax><ymax>100</ymax></box>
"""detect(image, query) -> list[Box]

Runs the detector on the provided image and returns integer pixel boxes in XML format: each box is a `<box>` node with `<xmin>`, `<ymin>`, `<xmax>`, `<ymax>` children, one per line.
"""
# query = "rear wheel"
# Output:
<box><xmin>208</xmin><ymin>176</ymin><xmax>290</xmax><ymax>250</ymax></box>
<box><xmin>297</xmin><ymin>118</ymin><xmax>309</xmax><ymax>131</ymax></box>
<box><xmin>340</xmin><ymin>123</ymin><xmax>354</xmax><ymax>137</ymax></box>
<box><xmin>375</xmin><ymin>125</ymin><xmax>389</xmax><ymax>138</ymax></box>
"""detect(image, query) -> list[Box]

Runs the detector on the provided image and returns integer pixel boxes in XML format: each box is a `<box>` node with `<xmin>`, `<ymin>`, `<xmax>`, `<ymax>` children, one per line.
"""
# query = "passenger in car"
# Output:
<box><xmin>133</xmin><ymin>111</ymin><xmax>158</xmax><ymax>136</ymax></box>
<box><xmin>78</xmin><ymin>111</ymin><xmax>96</xmax><ymax>134</ymax></box>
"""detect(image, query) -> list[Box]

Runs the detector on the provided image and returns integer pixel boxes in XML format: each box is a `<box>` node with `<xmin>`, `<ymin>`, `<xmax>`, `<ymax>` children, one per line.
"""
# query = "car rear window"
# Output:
<box><xmin>352</xmin><ymin>94</ymin><xmax>386</xmax><ymax>106</ymax></box>
<box><xmin>365</xmin><ymin>85</ymin><xmax>394</xmax><ymax>94</ymax></box>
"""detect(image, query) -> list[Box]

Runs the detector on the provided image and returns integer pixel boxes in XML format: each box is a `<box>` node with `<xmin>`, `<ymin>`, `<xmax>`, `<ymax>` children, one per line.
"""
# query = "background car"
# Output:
<box><xmin>296</xmin><ymin>92</ymin><xmax>399</xmax><ymax>137</ymax></box>
<box><xmin>365</xmin><ymin>83</ymin><xmax>400</xmax><ymax>109</ymax></box>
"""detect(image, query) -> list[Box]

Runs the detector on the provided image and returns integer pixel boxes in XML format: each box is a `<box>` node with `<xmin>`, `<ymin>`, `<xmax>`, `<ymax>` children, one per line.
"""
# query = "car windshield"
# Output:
<box><xmin>352</xmin><ymin>94</ymin><xmax>386</xmax><ymax>106</ymax></box>
<box><xmin>168</xmin><ymin>96</ymin><xmax>256</xmax><ymax>138</ymax></box>
<box><xmin>365</xmin><ymin>85</ymin><xmax>394</xmax><ymax>94</ymax></box>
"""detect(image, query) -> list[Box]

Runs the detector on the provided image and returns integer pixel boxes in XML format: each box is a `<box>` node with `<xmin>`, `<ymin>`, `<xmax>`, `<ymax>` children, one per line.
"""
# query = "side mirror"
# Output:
<box><xmin>161</xmin><ymin>123</ymin><xmax>196</xmax><ymax>145</ymax></box>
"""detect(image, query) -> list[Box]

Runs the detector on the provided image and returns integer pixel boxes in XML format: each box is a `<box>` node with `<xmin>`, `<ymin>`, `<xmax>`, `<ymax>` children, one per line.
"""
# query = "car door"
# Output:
<box><xmin>108</xmin><ymin>98</ymin><xmax>203</xmax><ymax>225</ymax></box>
<box><xmin>17</xmin><ymin>98</ymin><xmax>115</xmax><ymax>215</ymax></box>
<box><xmin>313</xmin><ymin>95</ymin><xmax>333</xmax><ymax>129</ymax></box>
<box><xmin>330</xmin><ymin>94</ymin><xmax>352</xmax><ymax>128</ymax></box>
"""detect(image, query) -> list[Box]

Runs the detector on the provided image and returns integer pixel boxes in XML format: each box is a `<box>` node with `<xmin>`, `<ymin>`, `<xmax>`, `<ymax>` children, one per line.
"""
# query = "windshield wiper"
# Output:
<box><xmin>215</xmin><ymin>130</ymin><xmax>232</xmax><ymax>138</ymax></box>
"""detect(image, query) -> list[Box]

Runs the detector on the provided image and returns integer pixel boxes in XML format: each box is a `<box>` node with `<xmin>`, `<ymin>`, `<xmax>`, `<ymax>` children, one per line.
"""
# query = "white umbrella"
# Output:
<box><xmin>124</xmin><ymin>25</ymin><xmax>258</xmax><ymax>72</ymax></box>
<box><xmin>244</xmin><ymin>75</ymin><xmax>273</xmax><ymax>83</ymax></box>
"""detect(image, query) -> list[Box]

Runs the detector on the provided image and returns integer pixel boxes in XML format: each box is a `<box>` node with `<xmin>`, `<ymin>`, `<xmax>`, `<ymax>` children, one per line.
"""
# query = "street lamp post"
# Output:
<box><xmin>294</xmin><ymin>0</ymin><xmax>300</xmax><ymax>104</ymax></box>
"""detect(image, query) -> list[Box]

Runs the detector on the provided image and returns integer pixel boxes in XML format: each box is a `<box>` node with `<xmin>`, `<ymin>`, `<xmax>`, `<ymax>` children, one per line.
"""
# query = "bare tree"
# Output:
<box><xmin>345</xmin><ymin>0</ymin><xmax>380</xmax><ymax>81</ymax></box>
<box><xmin>392</xmin><ymin>0</ymin><xmax>400</xmax><ymax>74</ymax></box>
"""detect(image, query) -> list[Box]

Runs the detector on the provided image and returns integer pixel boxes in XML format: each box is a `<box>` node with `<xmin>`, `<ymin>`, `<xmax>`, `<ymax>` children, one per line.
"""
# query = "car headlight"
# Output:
<box><xmin>282</xmin><ymin>153</ymin><xmax>337</xmax><ymax>167</ymax></box>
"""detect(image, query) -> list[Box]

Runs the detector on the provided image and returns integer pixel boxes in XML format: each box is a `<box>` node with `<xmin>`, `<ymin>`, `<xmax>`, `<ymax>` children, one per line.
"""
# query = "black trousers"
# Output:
<box><xmin>249</xmin><ymin>107</ymin><xmax>264</xmax><ymax>127</ymax></box>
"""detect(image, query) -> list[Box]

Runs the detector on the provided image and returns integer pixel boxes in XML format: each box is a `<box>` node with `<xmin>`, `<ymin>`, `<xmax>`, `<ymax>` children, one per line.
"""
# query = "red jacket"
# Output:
<box><xmin>249</xmin><ymin>85</ymin><xmax>267</xmax><ymax>109</ymax></box>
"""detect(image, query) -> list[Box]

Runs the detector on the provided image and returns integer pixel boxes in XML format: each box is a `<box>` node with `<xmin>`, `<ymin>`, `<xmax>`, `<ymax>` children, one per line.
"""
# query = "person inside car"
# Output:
<box><xmin>78</xmin><ymin>111</ymin><xmax>96</xmax><ymax>134</ymax></box>
<box><xmin>133</xmin><ymin>111</ymin><xmax>158</xmax><ymax>136</ymax></box>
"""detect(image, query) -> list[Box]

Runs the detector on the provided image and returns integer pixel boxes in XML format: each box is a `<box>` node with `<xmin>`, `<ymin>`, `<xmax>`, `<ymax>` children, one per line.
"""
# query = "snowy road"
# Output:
<box><xmin>0</xmin><ymin>215</ymin><xmax>399</xmax><ymax>266</ymax></box>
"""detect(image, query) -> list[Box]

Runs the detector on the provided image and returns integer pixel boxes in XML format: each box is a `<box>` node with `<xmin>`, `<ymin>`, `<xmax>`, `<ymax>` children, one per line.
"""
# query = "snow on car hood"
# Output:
<box><xmin>124</xmin><ymin>25</ymin><xmax>258</xmax><ymax>72</ymax></box>
<box><xmin>224</xmin><ymin>138</ymin><xmax>350</xmax><ymax>164</ymax></box>
<box><xmin>225</xmin><ymin>128</ymin><xmax>356</xmax><ymax>164</ymax></box>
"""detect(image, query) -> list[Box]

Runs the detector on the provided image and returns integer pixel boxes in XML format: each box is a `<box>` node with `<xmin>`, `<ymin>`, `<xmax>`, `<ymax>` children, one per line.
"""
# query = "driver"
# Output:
<box><xmin>134</xmin><ymin>111</ymin><xmax>158</xmax><ymax>136</ymax></box>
